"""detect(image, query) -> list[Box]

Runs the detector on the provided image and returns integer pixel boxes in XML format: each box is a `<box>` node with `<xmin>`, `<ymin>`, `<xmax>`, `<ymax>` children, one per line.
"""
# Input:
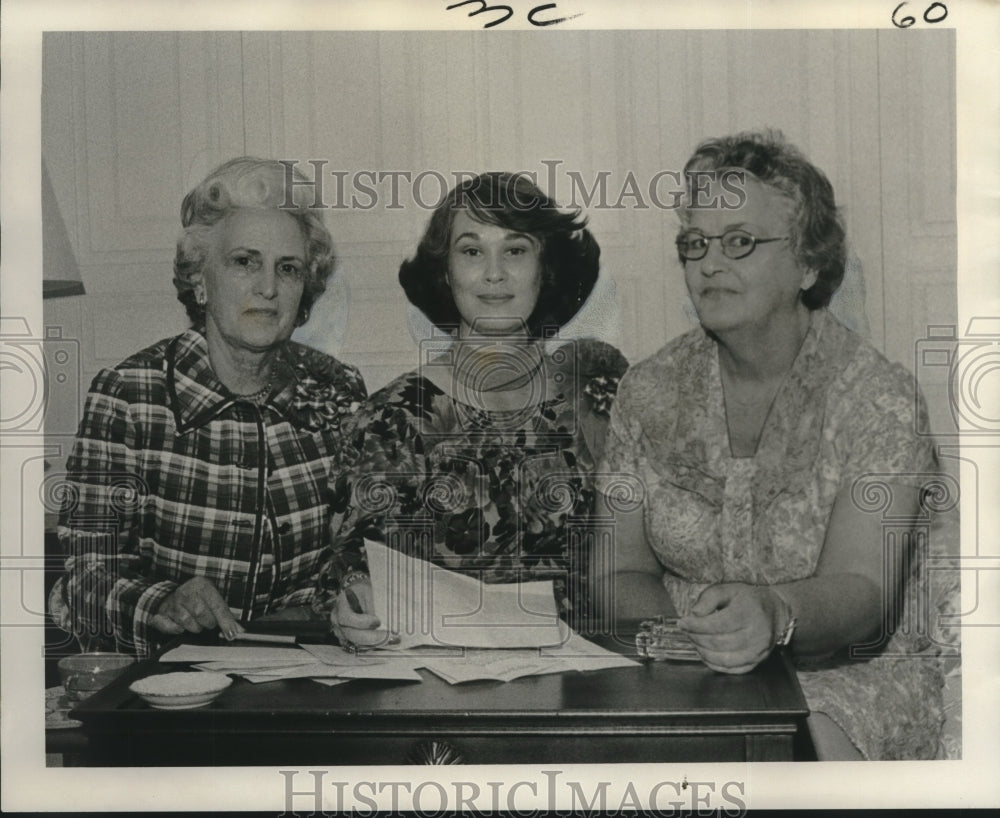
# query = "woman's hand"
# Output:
<box><xmin>678</xmin><ymin>583</ymin><xmax>785</xmax><ymax>674</ymax></box>
<box><xmin>330</xmin><ymin>578</ymin><xmax>394</xmax><ymax>649</ymax></box>
<box><xmin>151</xmin><ymin>576</ymin><xmax>245</xmax><ymax>640</ymax></box>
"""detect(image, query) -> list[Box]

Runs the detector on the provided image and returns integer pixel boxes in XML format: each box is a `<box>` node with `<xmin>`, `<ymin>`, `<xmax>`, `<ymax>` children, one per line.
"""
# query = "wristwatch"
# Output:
<box><xmin>776</xmin><ymin>613</ymin><xmax>797</xmax><ymax>647</ymax></box>
<box><xmin>340</xmin><ymin>570</ymin><xmax>369</xmax><ymax>592</ymax></box>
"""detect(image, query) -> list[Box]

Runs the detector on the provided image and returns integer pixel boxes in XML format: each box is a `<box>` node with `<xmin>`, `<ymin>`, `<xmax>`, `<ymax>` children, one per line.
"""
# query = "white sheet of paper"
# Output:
<box><xmin>192</xmin><ymin>659</ymin><xmax>317</xmax><ymax>671</ymax></box>
<box><xmin>364</xmin><ymin>539</ymin><xmax>564</xmax><ymax>649</ymax></box>
<box><xmin>333</xmin><ymin>663</ymin><xmax>424</xmax><ymax>681</ymax></box>
<box><xmin>419</xmin><ymin>629</ymin><xmax>638</xmax><ymax>684</ymax></box>
<box><xmin>231</xmin><ymin>663</ymin><xmax>348</xmax><ymax>679</ymax></box>
<box><xmin>422</xmin><ymin>653</ymin><xmax>562</xmax><ymax>684</ymax></box>
<box><xmin>300</xmin><ymin>644</ymin><xmax>388</xmax><ymax>667</ymax></box>
<box><xmin>240</xmin><ymin>673</ymin><xmax>330</xmax><ymax>685</ymax></box>
<box><xmin>226</xmin><ymin>658</ymin><xmax>424</xmax><ymax>682</ymax></box>
<box><xmin>159</xmin><ymin>645</ymin><xmax>311</xmax><ymax>663</ymax></box>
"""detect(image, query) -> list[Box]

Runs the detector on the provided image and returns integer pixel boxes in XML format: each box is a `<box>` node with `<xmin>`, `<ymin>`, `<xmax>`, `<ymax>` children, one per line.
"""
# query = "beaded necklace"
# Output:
<box><xmin>233</xmin><ymin>381</ymin><xmax>271</xmax><ymax>404</ymax></box>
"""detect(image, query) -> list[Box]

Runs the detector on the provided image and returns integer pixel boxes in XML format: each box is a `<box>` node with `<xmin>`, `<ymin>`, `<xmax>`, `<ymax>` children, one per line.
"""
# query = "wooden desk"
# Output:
<box><xmin>68</xmin><ymin>629</ymin><xmax>809</xmax><ymax>765</ymax></box>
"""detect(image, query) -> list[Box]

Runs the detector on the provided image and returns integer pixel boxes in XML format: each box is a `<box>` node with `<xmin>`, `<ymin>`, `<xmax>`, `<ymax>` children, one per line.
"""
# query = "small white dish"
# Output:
<box><xmin>130</xmin><ymin>671</ymin><xmax>232</xmax><ymax>710</ymax></box>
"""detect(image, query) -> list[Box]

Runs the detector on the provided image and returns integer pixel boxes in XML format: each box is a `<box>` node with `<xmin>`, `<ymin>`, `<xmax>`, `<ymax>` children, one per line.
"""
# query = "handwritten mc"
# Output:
<box><xmin>446</xmin><ymin>0</ymin><xmax>583</xmax><ymax>28</ymax></box>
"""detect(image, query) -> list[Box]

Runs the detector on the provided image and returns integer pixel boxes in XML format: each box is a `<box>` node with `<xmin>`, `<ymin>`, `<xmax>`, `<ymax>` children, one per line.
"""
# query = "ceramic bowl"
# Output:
<box><xmin>129</xmin><ymin>671</ymin><xmax>233</xmax><ymax>709</ymax></box>
<box><xmin>57</xmin><ymin>652</ymin><xmax>136</xmax><ymax>701</ymax></box>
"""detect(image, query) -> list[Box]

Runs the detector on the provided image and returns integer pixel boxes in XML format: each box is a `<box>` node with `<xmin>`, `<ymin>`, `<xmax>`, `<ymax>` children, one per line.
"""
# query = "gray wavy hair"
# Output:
<box><xmin>173</xmin><ymin>157</ymin><xmax>334</xmax><ymax>328</ymax></box>
<box><xmin>678</xmin><ymin>130</ymin><xmax>846</xmax><ymax>310</ymax></box>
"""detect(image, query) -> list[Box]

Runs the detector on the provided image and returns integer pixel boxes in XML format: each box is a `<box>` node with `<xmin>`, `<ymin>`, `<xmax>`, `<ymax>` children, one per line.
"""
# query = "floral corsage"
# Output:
<box><xmin>286</xmin><ymin>347</ymin><xmax>365</xmax><ymax>432</ymax></box>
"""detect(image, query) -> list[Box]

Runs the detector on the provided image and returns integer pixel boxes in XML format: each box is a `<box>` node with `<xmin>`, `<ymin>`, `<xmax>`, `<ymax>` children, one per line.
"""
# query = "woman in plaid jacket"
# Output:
<box><xmin>50</xmin><ymin>158</ymin><xmax>366</xmax><ymax>657</ymax></box>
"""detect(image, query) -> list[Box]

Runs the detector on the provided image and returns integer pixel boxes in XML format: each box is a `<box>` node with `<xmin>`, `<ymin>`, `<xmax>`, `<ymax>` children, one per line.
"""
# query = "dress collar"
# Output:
<box><xmin>166</xmin><ymin>329</ymin><xmax>297</xmax><ymax>433</ymax></box>
<box><xmin>653</xmin><ymin>310</ymin><xmax>860</xmax><ymax>508</ymax></box>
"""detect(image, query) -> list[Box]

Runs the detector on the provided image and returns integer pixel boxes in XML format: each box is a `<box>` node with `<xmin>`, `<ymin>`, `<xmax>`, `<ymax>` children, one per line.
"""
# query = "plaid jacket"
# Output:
<box><xmin>55</xmin><ymin>329</ymin><xmax>366</xmax><ymax>657</ymax></box>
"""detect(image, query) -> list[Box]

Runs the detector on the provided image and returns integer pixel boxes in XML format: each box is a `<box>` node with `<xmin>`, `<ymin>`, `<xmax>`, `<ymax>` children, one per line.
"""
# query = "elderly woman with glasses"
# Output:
<box><xmin>590</xmin><ymin>131</ymin><xmax>946</xmax><ymax>759</ymax></box>
<box><xmin>51</xmin><ymin>158</ymin><xmax>366</xmax><ymax>657</ymax></box>
<box><xmin>313</xmin><ymin>172</ymin><xmax>628</xmax><ymax>647</ymax></box>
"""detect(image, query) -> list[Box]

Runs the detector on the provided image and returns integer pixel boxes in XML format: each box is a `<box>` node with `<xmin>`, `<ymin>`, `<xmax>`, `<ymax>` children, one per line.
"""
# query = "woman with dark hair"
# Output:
<box><xmin>51</xmin><ymin>157</ymin><xmax>366</xmax><ymax>657</ymax></box>
<box><xmin>398</xmin><ymin>171</ymin><xmax>600</xmax><ymax>337</ymax></box>
<box><xmin>591</xmin><ymin>131</ymin><xmax>946</xmax><ymax>759</ymax></box>
<box><xmin>315</xmin><ymin>172</ymin><xmax>627</xmax><ymax>645</ymax></box>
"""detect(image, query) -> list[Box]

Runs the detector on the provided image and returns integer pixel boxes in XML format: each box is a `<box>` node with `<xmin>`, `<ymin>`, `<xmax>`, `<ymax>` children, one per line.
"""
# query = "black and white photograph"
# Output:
<box><xmin>1</xmin><ymin>0</ymin><xmax>998</xmax><ymax>812</ymax></box>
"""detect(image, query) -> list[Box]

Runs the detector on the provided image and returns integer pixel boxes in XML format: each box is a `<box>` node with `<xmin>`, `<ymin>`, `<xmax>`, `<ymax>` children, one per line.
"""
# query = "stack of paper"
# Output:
<box><xmin>158</xmin><ymin>644</ymin><xmax>423</xmax><ymax>683</ymax></box>
<box><xmin>160</xmin><ymin>633</ymin><xmax>636</xmax><ymax>686</ymax></box>
<box><xmin>160</xmin><ymin>634</ymin><xmax>637</xmax><ymax>686</ymax></box>
<box><xmin>365</xmin><ymin>539</ymin><xmax>565</xmax><ymax>649</ymax></box>
<box><xmin>420</xmin><ymin>630</ymin><xmax>638</xmax><ymax>684</ymax></box>
<box><xmin>157</xmin><ymin>547</ymin><xmax>638</xmax><ymax>685</ymax></box>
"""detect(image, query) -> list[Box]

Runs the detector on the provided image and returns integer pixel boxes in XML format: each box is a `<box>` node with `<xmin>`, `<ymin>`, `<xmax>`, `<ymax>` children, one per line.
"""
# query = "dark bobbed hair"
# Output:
<box><xmin>172</xmin><ymin>157</ymin><xmax>335</xmax><ymax>328</ymax></box>
<box><xmin>399</xmin><ymin>172</ymin><xmax>600</xmax><ymax>337</ymax></box>
<box><xmin>679</xmin><ymin>129</ymin><xmax>846</xmax><ymax>309</ymax></box>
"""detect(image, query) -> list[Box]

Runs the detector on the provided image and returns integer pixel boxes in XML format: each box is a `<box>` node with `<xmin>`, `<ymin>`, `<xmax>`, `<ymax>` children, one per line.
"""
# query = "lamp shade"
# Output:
<box><xmin>42</xmin><ymin>160</ymin><xmax>85</xmax><ymax>298</ymax></box>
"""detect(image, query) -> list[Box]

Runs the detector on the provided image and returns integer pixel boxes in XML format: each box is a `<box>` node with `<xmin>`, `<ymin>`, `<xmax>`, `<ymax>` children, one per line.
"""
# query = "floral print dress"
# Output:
<box><xmin>316</xmin><ymin>339</ymin><xmax>628</xmax><ymax>625</ymax></box>
<box><xmin>601</xmin><ymin>310</ymin><xmax>949</xmax><ymax>759</ymax></box>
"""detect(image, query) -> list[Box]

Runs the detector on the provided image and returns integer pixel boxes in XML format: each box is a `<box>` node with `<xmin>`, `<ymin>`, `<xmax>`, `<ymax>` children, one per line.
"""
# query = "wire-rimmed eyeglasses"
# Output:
<box><xmin>675</xmin><ymin>229</ymin><xmax>789</xmax><ymax>261</ymax></box>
